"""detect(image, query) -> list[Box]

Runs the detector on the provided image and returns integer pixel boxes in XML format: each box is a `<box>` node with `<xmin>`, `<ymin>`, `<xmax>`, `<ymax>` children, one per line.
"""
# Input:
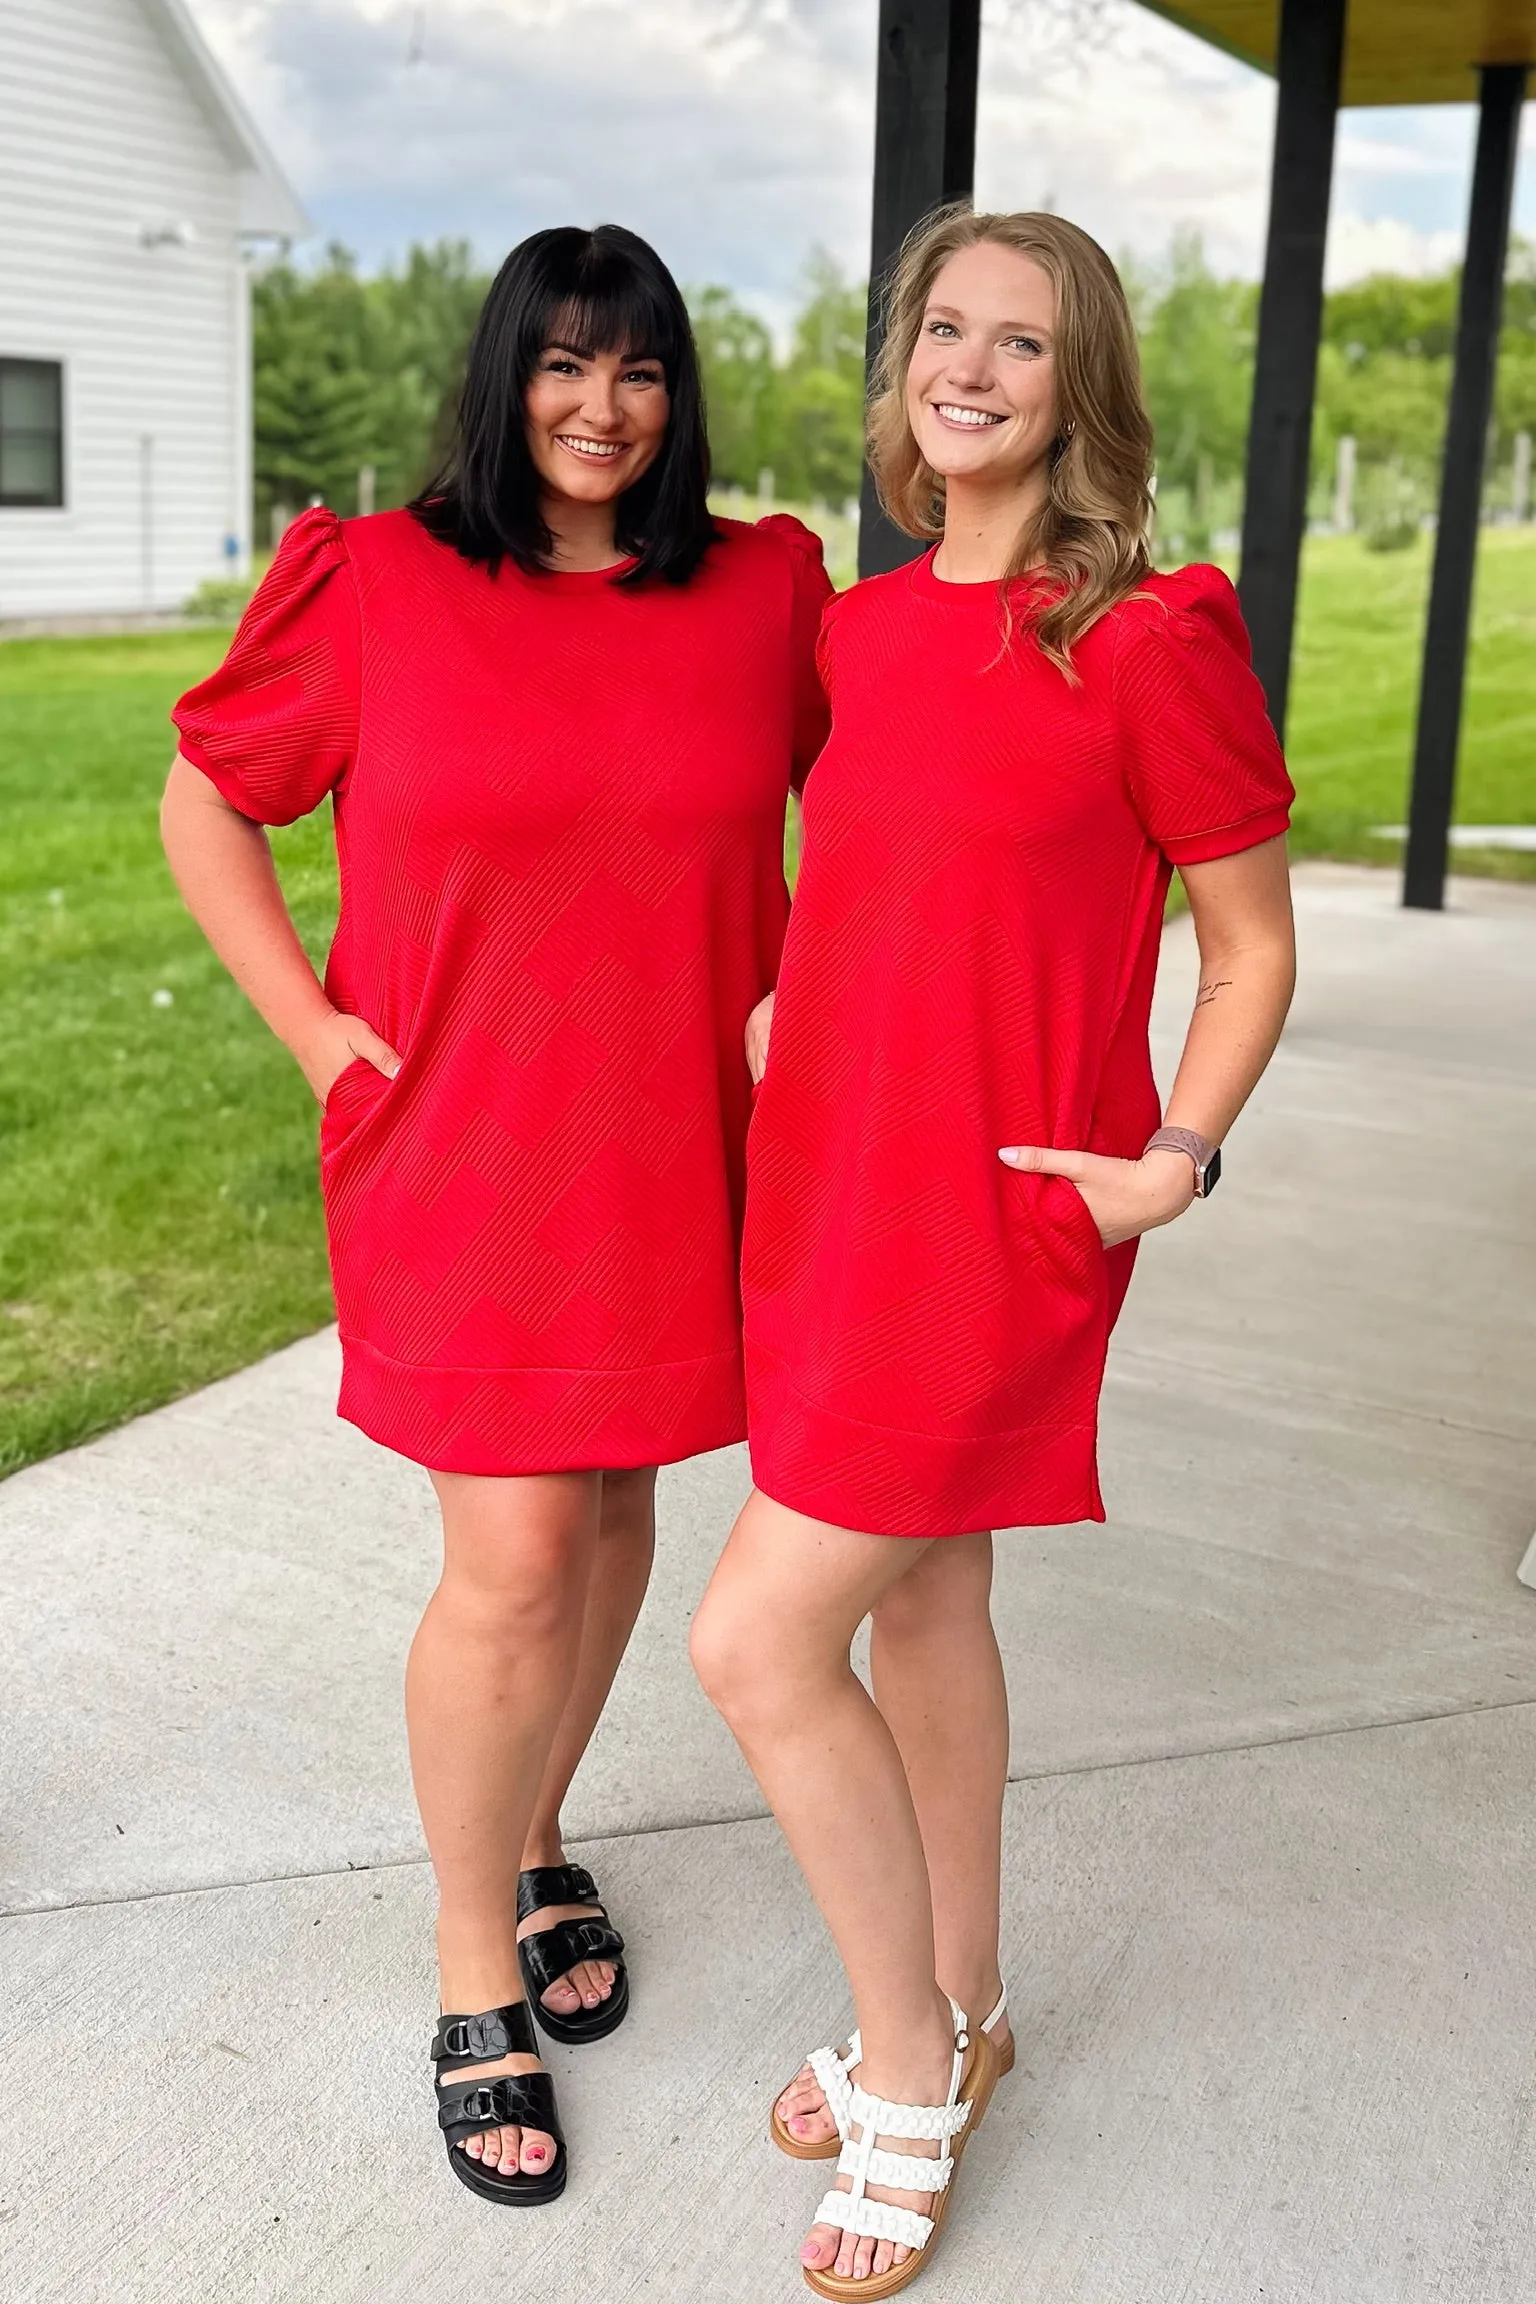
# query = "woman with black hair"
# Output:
<box><xmin>161</xmin><ymin>224</ymin><xmax>830</xmax><ymax>2205</ymax></box>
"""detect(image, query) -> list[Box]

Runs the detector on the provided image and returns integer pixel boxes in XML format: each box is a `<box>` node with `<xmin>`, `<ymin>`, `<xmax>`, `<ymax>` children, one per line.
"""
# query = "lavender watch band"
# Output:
<box><xmin>1143</xmin><ymin>1126</ymin><xmax>1221</xmax><ymax>1197</ymax></box>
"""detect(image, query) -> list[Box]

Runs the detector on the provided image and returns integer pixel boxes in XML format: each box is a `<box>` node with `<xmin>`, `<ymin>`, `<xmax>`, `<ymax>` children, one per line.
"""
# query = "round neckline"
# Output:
<box><xmin>908</xmin><ymin>545</ymin><xmax>1007</xmax><ymax>599</ymax></box>
<box><xmin>908</xmin><ymin>546</ymin><xmax>1063</xmax><ymax>605</ymax></box>
<box><xmin>517</xmin><ymin>554</ymin><xmax>639</xmax><ymax>592</ymax></box>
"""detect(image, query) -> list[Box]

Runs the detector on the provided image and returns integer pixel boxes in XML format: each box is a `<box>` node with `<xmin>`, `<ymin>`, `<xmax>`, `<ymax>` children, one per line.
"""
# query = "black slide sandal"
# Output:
<box><xmin>432</xmin><ymin>2001</ymin><xmax>567</xmax><ymax>2206</ymax></box>
<box><xmin>517</xmin><ymin>1863</ymin><xmax>630</xmax><ymax>2045</ymax></box>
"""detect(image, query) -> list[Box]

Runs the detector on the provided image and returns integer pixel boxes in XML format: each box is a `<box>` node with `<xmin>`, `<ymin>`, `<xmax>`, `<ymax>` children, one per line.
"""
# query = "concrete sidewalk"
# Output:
<box><xmin>3</xmin><ymin>864</ymin><xmax>1534</xmax><ymax>2302</ymax></box>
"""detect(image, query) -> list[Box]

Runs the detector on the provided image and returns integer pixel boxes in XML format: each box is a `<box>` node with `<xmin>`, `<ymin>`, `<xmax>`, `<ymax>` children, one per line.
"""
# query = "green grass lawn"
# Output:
<box><xmin>1286</xmin><ymin>527</ymin><xmax>1536</xmax><ymax>874</ymax></box>
<box><xmin>3</xmin><ymin>523</ymin><xmax>1533</xmax><ymax>1476</ymax></box>
<box><xmin>0</xmin><ymin>634</ymin><xmax>337</xmax><ymax>1474</ymax></box>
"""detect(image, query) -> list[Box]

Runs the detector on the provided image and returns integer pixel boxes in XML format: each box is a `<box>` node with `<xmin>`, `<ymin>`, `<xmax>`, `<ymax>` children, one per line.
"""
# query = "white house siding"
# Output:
<box><xmin>0</xmin><ymin>0</ymin><xmax>261</xmax><ymax>615</ymax></box>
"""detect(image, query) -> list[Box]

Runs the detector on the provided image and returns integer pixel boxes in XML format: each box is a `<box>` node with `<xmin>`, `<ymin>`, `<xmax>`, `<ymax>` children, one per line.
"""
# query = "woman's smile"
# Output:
<box><xmin>554</xmin><ymin>432</ymin><xmax>630</xmax><ymax>462</ymax></box>
<box><xmin>930</xmin><ymin>401</ymin><xmax>1007</xmax><ymax>430</ymax></box>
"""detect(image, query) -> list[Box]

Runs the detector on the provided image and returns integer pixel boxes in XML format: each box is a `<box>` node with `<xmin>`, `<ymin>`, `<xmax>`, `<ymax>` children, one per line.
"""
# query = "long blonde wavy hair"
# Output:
<box><xmin>867</xmin><ymin>205</ymin><xmax>1154</xmax><ymax>673</ymax></box>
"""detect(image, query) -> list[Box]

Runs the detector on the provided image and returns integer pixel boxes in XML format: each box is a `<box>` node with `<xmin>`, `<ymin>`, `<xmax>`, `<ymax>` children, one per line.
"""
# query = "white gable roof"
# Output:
<box><xmin>139</xmin><ymin>0</ymin><xmax>310</xmax><ymax>240</ymax></box>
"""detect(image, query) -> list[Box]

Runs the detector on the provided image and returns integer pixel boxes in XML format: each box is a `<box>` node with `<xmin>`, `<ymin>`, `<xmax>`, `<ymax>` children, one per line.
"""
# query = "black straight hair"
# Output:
<box><xmin>410</xmin><ymin>224</ymin><xmax>715</xmax><ymax>586</ymax></box>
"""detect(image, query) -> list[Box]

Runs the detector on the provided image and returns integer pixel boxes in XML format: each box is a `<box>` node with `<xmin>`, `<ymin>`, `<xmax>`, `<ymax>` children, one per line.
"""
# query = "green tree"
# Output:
<box><xmin>779</xmin><ymin>366</ymin><xmax>865</xmax><ymax>504</ymax></box>
<box><xmin>1129</xmin><ymin>232</ymin><xmax>1256</xmax><ymax>499</ymax></box>
<box><xmin>367</xmin><ymin>240</ymin><xmax>490</xmax><ymax>501</ymax></box>
<box><xmin>690</xmin><ymin>252</ymin><xmax>868</xmax><ymax>505</ymax></box>
<box><xmin>1313</xmin><ymin>239</ymin><xmax>1536</xmax><ymax>511</ymax></box>
<box><xmin>252</xmin><ymin>246</ymin><xmax>378</xmax><ymax>519</ymax></box>
<box><xmin>1314</xmin><ymin>340</ymin><xmax>1450</xmax><ymax>488</ymax></box>
<box><xmin>1322</xmin><ymin>270</ymin><xmax>1458</xmax><ymax>361</ymax></box>
<box><xmin>774</xmin><ymin>249</ymin><xmax>868</xmax><ymax>504</ymax></box>
<box><xmin>787</xmin><ymin>248</ymin><xmax>867</xmax><ymax>376</ymax></box>
<box><xmin>1493</xmin><ymin>239</ymin><xmax>1536</xmax><ymax>451</ymax></box>
<box><xmin>688</xmin><ymin>284</ymin><xmax>777</xmax><ymax>488</ymax></box>
<box><xmin>250</xmin><ymin>232</ymin><xmax>1536</xmax><ymax>545</ymax></box>
<box><xmin>253</xmin><ymin>240</ymin><xmax>489</xmax><ymax>526</ymax></box>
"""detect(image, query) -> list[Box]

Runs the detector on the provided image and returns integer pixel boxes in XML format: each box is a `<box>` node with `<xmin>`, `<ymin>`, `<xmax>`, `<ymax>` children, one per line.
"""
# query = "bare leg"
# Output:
<box><xmin>518</xmin><ymin>1465</ymin><xmax>658</xmax><ymax>2016</ymax></box>
<box><xmin>407</xmin><ymin>1467</ymin><xmax>601</xmax><ymax>2180</ymax></box>
<box><xmin>774</xmin><ymin>1532</ymin><xmax>1011</xmax><ymax>2147</ymax></box>
<box><xmin>873</xmin><ymin>1532</ymin><xmax>1008</xmax><ymax>2030</ymax></box>
<box><xmin>692</xmin><ymin>1491</ymin><xmax>979</xmax><ymax>2285</ymax></box>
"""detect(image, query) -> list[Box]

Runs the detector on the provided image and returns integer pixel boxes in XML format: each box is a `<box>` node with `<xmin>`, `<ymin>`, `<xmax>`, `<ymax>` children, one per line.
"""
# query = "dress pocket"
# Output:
<box><xmin>1044</xmin><ymin>1173</ymin><xmax>1105</xmax><ymax>1269</ymax></box>
<box><xmin>319</xmin><ymin>1056</ymin><xmax>392</xmax><ymax>1163</ymax></box>
<box><xmin>1012</xmin><ymin>1169</ymin><xmax>1107</xmax><ymax>1306</ymax></box>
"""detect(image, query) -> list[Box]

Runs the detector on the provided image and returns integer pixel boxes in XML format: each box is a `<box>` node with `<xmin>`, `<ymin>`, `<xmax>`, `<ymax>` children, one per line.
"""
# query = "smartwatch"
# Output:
<box><xmin>1144</xmin><ymin>1126</ymin><xmax>1221</xmax><ymax>1197</ymax></box>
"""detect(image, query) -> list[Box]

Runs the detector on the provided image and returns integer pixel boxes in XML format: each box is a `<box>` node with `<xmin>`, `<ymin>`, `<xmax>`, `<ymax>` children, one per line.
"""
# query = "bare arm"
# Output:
<box><xmin>160</xmin><ymin>753</ymin><xmax>398</xmax><ymax>1102</ymax></box>
<box><xmin>1000</xmin><ymin>835</ymin><xmax>1296</xmax><ymax>1245</ymax></box>
<box><xmin>1158</xmin><ymin>834</ymin><xmax>1296</xmax><ymax>1139</ymax></box>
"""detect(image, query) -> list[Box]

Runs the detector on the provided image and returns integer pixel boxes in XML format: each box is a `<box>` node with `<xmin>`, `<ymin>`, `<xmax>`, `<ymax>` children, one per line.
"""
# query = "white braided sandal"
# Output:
<box><xmin>770</xmin><ymin>1983</ymin><xmax>1012</xmax><ymax>2161</ymax></box>
<box><xmin>800</xmin><ymin>2000</ymin><xmax>996</xmax><ymax>2301</ymax></box>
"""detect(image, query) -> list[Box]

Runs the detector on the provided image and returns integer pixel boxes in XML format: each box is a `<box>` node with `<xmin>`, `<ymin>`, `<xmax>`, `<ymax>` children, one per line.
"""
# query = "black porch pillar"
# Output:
<box><xmin>1236</xmin><ymin>0</ymin><xmax>1347</xmax><ymax>740</ymax></box>
<box><xmin>1403</xmin><ymin>63</ymin><xmax>1529</xmax><ymax>912</ymax></box>
<box><xmin>859</xmin><ymin>0</ymin><xmax>982</xmax><ymax>577</ymax></box>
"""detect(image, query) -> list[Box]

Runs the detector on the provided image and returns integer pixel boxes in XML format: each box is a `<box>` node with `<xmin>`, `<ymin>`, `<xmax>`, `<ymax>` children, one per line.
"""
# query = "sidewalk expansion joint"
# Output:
<box><xmin>1110</xmin><ymin>1344</ymin><xmax>1536</xmax><ymax>1447</ymax></box>
<box><xmin>7</xmin><ymin>1691</ymin><xmax>1535</xmax><ymax>1925</ymax></box>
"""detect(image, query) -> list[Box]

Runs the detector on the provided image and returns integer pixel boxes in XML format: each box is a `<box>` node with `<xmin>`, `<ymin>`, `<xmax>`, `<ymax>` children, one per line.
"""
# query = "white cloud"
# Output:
<box><xmin>1334</xmin><ymin>124</ymin><xmax>1466</xmax><ymax>181</ymax></box>
<box><xmin>190</xmin><ymin>0</ymin><xmax>1529</xmax><ymax>298</ymax></box>
<box><xmin>976</xmin><ymin>1</ymin><xmax>1277</xmax><ymax>277</ymax></box>
<box><xmin>197</xmin><ymin>0</ymin><xmax>877</xmax><ymax>303</ymax></box>
<box><xmin>1324</xmin><ymin>214</ymin><xmax>1464</xmax><ymax>288</ymax></box>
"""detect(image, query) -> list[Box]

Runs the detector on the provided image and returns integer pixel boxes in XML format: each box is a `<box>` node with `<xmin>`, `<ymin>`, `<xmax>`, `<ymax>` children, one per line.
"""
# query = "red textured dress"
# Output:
<box><xmin>173</xmin><ymin>505</ymin><xmax>830</xmax><ymax>1475</ymax></box>
<box><xmin>743</xmin><ymin>556</ymin><xmax>1293</xmax><ymax>1538</ymax></box>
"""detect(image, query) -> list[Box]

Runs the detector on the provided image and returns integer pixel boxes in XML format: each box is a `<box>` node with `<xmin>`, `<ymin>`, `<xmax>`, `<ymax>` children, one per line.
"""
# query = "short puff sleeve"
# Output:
<box><xmin>1113</xmin><ymin>564</ymin><xmax>1293</xmax><ymax>866</ymax></box>
<box><xmin>758</xmin><ymin>513</ymin><xmax>834</xmax><ymax>793</ymax></box>
<box><xmin>171</xmin><ymin>506</ymin><xmax>359</xmax><ymax>827</ymax></box>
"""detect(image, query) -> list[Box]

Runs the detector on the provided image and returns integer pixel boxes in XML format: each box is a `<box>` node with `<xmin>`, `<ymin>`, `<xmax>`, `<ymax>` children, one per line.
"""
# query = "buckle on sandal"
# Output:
<box><xmin>442</xmin><ymin>2012</ymin><xmax>510</xmax><ymax>2059</ymax></box>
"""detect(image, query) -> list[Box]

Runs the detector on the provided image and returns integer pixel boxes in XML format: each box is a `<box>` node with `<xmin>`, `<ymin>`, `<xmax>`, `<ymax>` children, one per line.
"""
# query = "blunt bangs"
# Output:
<box><xmin>410</xmin><ymin>224</ymin><xmax>715</xmax><ymax>586</ymax></box>
<box><xmin>542</xmin><ymin>278</ymin><xmax>672</xmax><ymax>371</ymax></box>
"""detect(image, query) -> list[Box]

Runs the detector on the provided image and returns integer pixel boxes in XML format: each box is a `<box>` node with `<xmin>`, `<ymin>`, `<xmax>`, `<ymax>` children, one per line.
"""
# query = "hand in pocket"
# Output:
<box><xmin>997</xmin><ymin>1142</ymin><xmax>1195</xmax><ymax>1248</ymax></box>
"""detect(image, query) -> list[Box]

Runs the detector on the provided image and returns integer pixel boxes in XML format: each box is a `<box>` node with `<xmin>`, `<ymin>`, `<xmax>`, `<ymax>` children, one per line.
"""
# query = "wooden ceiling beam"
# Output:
<box><xmin>1137</xmin><ymin>0</ymin><xmax>1536</xmax><ymax>106</ymax></box>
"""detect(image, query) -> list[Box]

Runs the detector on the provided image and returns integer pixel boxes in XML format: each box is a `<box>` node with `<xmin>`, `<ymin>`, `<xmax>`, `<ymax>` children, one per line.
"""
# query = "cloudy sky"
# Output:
<box><xmin>198</xmin><ymin>0</ymin><xmax>1534</xmax><ymax>326</ymax></box>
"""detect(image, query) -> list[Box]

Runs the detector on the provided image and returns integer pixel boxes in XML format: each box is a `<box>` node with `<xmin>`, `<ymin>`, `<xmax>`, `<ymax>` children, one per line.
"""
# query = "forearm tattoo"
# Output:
<box><xmin>1195</xmin><ymin>977</ymin><xmax>1233</xmax><ymax>1007</ymax></box>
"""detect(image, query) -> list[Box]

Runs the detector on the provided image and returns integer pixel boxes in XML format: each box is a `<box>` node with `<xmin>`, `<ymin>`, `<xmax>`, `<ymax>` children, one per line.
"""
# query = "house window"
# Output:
<box><xmin>0</xmin><ymin>359</ymin><xmax>64</xmax><ymax>507</ymax></box>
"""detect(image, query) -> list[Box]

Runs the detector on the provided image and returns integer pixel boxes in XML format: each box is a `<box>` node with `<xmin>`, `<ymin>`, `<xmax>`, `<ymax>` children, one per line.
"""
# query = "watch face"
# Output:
<box><xmin>1201</xmin><ymin>1146</ymin><xmax>1222</xmax><ymax>1197</ymax></box>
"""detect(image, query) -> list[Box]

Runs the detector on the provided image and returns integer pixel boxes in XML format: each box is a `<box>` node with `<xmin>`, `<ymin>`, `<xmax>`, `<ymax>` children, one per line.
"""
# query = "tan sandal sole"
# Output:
<box><xmin>800</xmin><ymin>2028</ymin><xmax>999</xmax><ymax>2301</ymax></box>
<box><xmin>772</xmin><ymin>2024</ymin><xmax>1014</xmax><ymax>2160</ymax></box>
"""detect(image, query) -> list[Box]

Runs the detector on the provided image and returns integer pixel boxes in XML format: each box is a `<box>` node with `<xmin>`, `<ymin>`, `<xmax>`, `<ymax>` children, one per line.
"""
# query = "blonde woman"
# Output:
<box><xmin>691</xmin><ymin>207</ymin><xmax>1297</xmax><ymax>2294</ymax></box>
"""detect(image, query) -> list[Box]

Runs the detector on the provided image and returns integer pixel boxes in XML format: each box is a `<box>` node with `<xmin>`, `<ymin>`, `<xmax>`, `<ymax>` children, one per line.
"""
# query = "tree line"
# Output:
<box><xmin>253</xmin><ymin>235</ymin><xmax>1536</xmax><ymax>549</ymax></box>
<box><xmin>251</xmin><ymin>241</ymin><xmax>869</xmax><ymax>529</ymax></box>
<box><xmin>1129</xmin><ymin>231</ymin><xmax>1536</xmax><ymax>551</ymax></box>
